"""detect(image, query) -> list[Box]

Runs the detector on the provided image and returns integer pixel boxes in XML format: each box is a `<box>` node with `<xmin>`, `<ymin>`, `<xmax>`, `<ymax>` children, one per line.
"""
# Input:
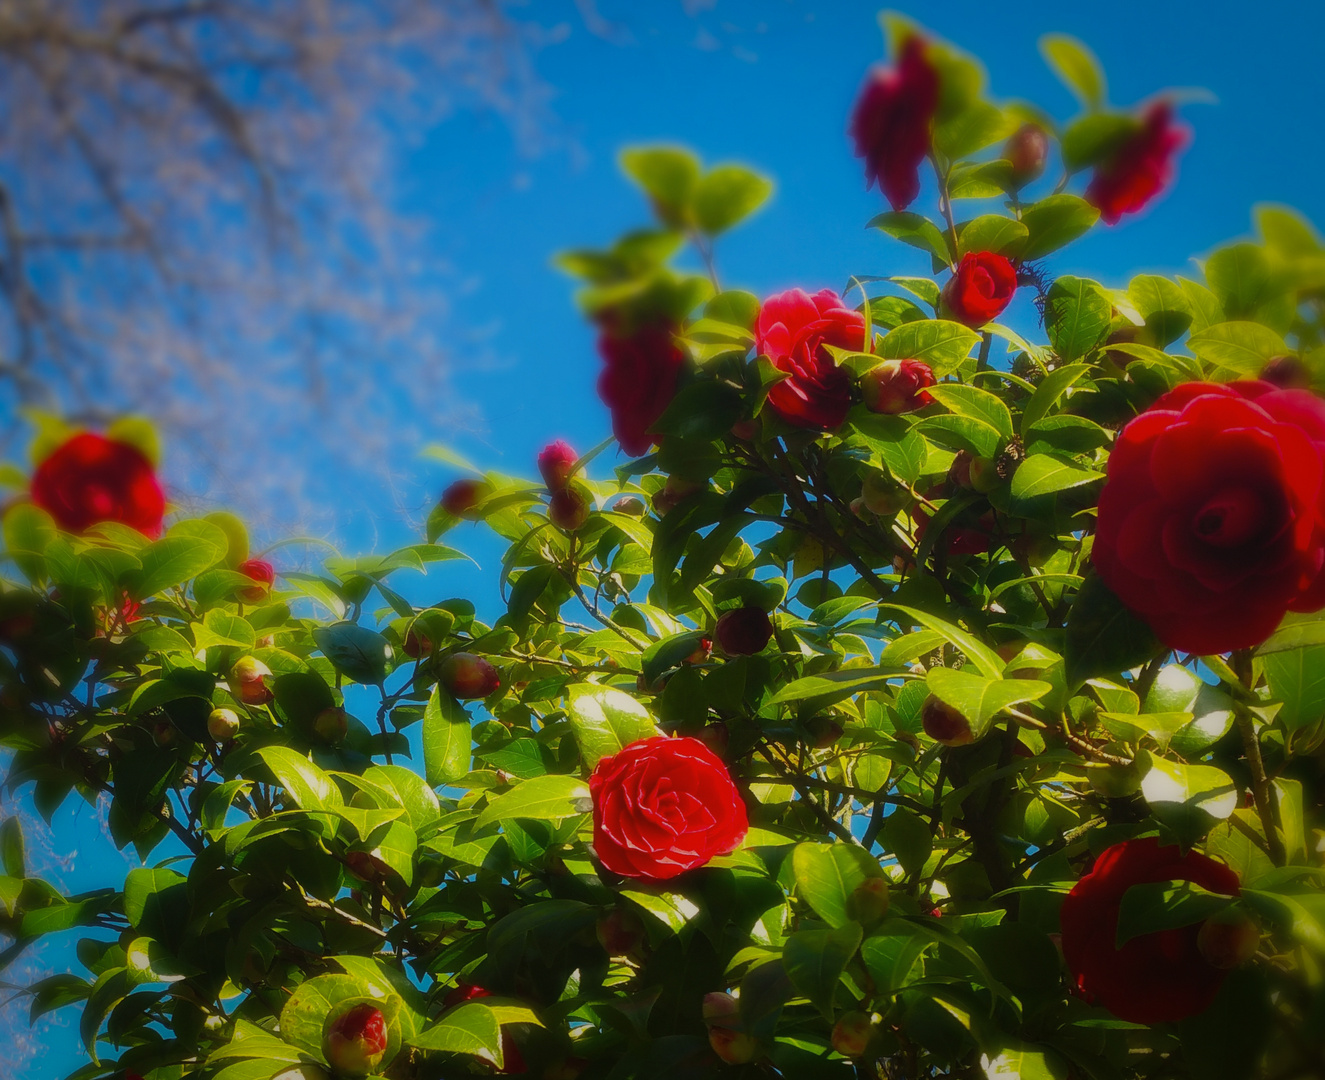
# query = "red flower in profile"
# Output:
<box><xmin>31</xmin><ymin>432</ymin><xmax>165</xmax><ymax>537</ymax></box>
<box><xmin>941</xmin><ymin>252</ymin><xmax>1017</xmax><ymax>328</ymax></box>
<box><xmin>1086</xmin><ymin>103</ymin><xmax>1187</xmax><ymax>225</ymax></box>
<box><xmin>1094</xmin><ymin>380</ymin><xmax>1325</xmax><ymax>654</ymax></box>
<box><xmin>1060</xmin><ymin>837</ymin><xmax>1240</xmax><ymax>1024</ymax></box>
<box><xmin>850</xmin><ymin>37</ymin><xmax>940</xmax><ymax>211</ymax></box>
<box><xmin>589</xmin><ymin>736</ymin><xmax>748</xmax><ymax>880</ymax></box>
<box><xmin>597</xmin><ymin>323</ymin><xmax>685</xmax><ymax>457</ymax></box>
<box><xmin>755</xmin><ymin>289</ymin><xmax>864</xmax><ymax>431</ymax></box>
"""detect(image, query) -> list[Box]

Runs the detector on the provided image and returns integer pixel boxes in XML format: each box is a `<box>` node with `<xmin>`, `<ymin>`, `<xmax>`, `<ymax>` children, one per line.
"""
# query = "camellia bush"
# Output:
<box><xmin>4</xmin><ymin>13</ymin><xmax>1325</xmax><ymax>1080</ymax></box>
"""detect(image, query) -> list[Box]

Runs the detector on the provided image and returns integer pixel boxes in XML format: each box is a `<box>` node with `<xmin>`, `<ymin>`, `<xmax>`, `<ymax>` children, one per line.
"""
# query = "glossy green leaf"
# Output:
<box><xmin>879</xmin><ymin>319</ymin><xmax>981</xmax><ymax>377</ymax></box>
<box><xmin>476</xmin><ymin>774</ymin><xmax>590</xmax><ymax>829</ymax></box>
<box><xmin>1020</xmin><ymin>195</ymin><xmax>1100</xmax><ymax>260</ymax></box>
<box><xmin>423</xmin><ymin>686</ymin><xmax>472</xmax><ymax>786</ymax></box>
<box><xmin>566</xmin><ymin>684</ymin><xmax>657</xmax><ymax>768</ymax></box>
<box><xmin>791</xmin><ymin>843</ymin><xmax>883</xmax><ymax>928</ymax></box>
<box><xmin>782</xmin><ymin>922</ymin><xmax>862</xmax><ymax>1019</ymax></box>
<box><xmin>1039</xmin><ymin>34</ymin><xmax>1106</xmax><ymax>109</ymax></box>
<box><xmin>925</xmin><ymin>667</ymin><xmax>1051</xmax><ymax>736</ymax></box>
<box><xmin>694</xmin><ymin>164</ymin><xmax>773</xmax><ymax>234</ymax></box>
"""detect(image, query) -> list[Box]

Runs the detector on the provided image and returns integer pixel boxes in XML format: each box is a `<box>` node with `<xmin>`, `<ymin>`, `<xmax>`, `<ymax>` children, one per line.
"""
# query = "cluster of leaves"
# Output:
<box><xmin>2</xmin><ymin>17</ymin><xmax>1325</xmax><ymax>1080</ymax></box>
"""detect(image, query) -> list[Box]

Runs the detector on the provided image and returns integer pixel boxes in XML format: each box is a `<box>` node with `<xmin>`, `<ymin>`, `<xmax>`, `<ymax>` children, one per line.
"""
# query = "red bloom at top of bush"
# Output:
<box><xmin>755</xmin><ymin>289</ymin><xmax>864</xmax><ymax>431</ymax></box>
<box><xmin>1060</xmin><ymin>837</ymin><xmax>1240</xmax><ymax>1024</ymax></box>
<box><xmin>30</xmin><ymin>432</ymin><xmax>165</xmax><ymax>537</ymax></box>
<box><xmin>597</xmin><ymin>324</ymin><xmax>685</xmax><ymax>457</ymax></box>
<box><xmin>589</xmin><ymin>736</ymin><xmax>748</xmax><ymax>881</ymax></box>
<box><xmin>1094</xmin><ymin>380</ymin><xmax>1325</xmax><ymax>654</ymax></box>
<box><xmin>538</xmin><ymin>440</ymin><xmax>578</xmax><ymax>491</ymax></box>
<box><xmin>941</xmin><ymin>251</ymin><xmax>1017</xmax><ymax>328</ymax></box>
<box><xmin>850</xmin><ymin>36</ymin><xmax>940</xmax><ymax>211</ymax></box>
<box><xmin>1086</xmin><ymin>103</ymin><xmax>1187</xmax><ymax>225</ymax></box>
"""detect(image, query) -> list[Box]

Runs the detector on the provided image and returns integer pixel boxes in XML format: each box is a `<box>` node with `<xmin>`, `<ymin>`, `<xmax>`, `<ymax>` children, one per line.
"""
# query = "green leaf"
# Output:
<box><xmin>933</xmin><ymin>101</ymin><xmax>1014</xmax><ymax>162</ymax></box>
<box><xmin>1257</xmin><ymin>612</ymin><xmax>1325</xmax><ymax>655</ymax></box>
<box><xmin>1039</xmin><ymin>34</ymin><xmax>1106</xmax><ymax>110</ymax></box>
<box><xmin>412</xmin><ymin>999</ymin><xmax>537</xmax><ymax>1069</ymax></box>
<box><xmin>879</xmin><ymin>319</ymin><xmax>981</xmax><ymax>378</ymax></box>
<box><xmin>869</xmin><ymin>212</ymin><xmax>953</xmax><ymax>265</ymax></box>
<box><xmin>130</xmin><ymin>534</ymin><xmax>224</xmax><ymax>598</ymax></box>
<box><xmin>782</xmin><ymin>922</ymin><xmax>863</xmax><ymax>1019</ymax></box>
<box><xmin>982</xmin><ymin>1041</ymin><xmax>1070</xmax><ymax>1080</ymax></box>
<box><xmin>312</xmin><ymin>621</ymin><xmax>393</xmax><ymax>685</ymax></box>
<box><xmin>1020</xmin><ymin>195</ymin><xmax>1100</xmax><ymax>261</ymax></box>
<box><xmin>1186</xmin><ymin>321</ymin><xmax>1289</xmax><ymax>375</ymax></box>
<box><xmin>1115</xmin><ymin>880</ymin><xmax>1232</xmax><ymax>948</ymax></box>
<box><xmin>476</xmin><ymin>774</ymin><xmax>591</xmax><ymax>829</ymax></box>
<box><xmin>890</xmin><ymin>276</ymin><xmax>941</xmax><ymax>309</ymax></box>
<box><xmin>1020</xmin><ymin>363</ymin><xmax>1091</xmax><ymax>436</ymax></box>
<box><xmin>791</xmin><ymin>843</ymin><xmax>883</xmax><ymax>928</ymax></box>
<box><xmin>767</xmin><ymin>667</ymin><xmax>908</xmax><ymax>711</ymax></box>
<box><xmin>1261</xmin><ymin>645</ymin><xmax>1325</xmax><ymax>732</ymax></box>
<box><xmin>880</xmin><ymin>605</ymin><xmax>1005</xmax><ymax>679</ymax></box>
<box><xmin>1009</xmin><ymin>453</ymin><xmax>1103</xmax><ymax>505</ymax></box>
<box><xmin>566</xmin><ymin>684</ymin><xmax>657</xmax><ymax>768</ymax></box>
<box><xmin>1141</xmin><ymin>757</ymin><xmax>1238</xmax><ymax>821</ymax></box>
<box><xmin>651</xmin><ymin>380</ymin><xmax>744</xmax><ymax>440</ymax></box>
<box><xmin>620</xmin><ymin>145</ymin><xmax>701</xmax><ymax>222</ymax></box>
<box><xmin>1128</xmin><ymin>274</ymin><xmax>1194</xmax><ymax>347</ymax></box>
<box><xmin>925</xmin><ymin>668</ymin><xmax>1051</xmax><ymax>736</ymax></box>
<box><xmin>1063</xmin><ymin>573</ymin><xmax>1163</xmax><ymax>690</ymax></box>
<box><xmin>194</xmin><ymin>609</ymin><xmax>256</xmax><ymax>651</ymax></box>
<box><xmin>123</xmin><ymin>867</ymin><xmax>186</xmax><ymax>926</ymax></box>
<box><xmin>1205</xmin><ymin>243</ymin><xmax>1276</xmax><ymax>317</ymax></box>
<box><xmin>927</xmin><ymin>383</ymin><xmax>1014</xmax><ymax>441</ymax></box>
<box><xmin>694</xmin><ymin>164</ymin><xmax>773</xmax><ymax>234</ymax></box>
<box><xmin>880</xmin><ymin>808</ymin><xmax>932</xmax><ymax>877</ymax></box>
<box><xmin>957</xmin><ymin>214</ymin><xmax>1028</xmax><ymax>258</ymax></box>
<box><xmin>2</xmin><ymin>502</ymin><xmax>56</xmax><ymax>582</ymax></box>
<box><xmin>1046</xmin><ymin>276</ymin><xmax>1112</xmax><ymax>362</ymax></box>
<box><xmin>916</xmin><ymin>414</ymin><xmax>1003</xmax><ymax>459</ymax></box>
<box><xmin>423</xmin><ymin>686</ymin><xmax>472</xmax><ymax>786</ymax></box>
<box><xmin>254</xmin><ymin>746</ymin><xmax>343</xmax><ymax>812</ymax></box>
<box><xmin>0</xmin><ymin>817</ymin><xmax>24</xmax><ymax>878</ymax></box>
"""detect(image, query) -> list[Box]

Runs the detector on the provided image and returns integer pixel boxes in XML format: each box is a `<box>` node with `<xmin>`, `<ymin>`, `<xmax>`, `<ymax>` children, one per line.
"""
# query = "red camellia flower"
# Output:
<box><xmin>597</xmin><ymin>323</ymin><xmax>685</xmax><ymax>457</ymax></box>
<box><xmin>589</xmin><ymin>736</ymin><xmax>748</xmax><ymax>880</ymax></box>
<box><xmin>755</xmin><ymin>289</ymin><xmax>864</xmax><ymax>431</ymax></box>
<box><xmin>443</xmin><ymin>983</ymin><xmax>526</xmax><ymax>1073</ymax></box>
<box><xmin>1060</xmin><ymin>837</ymin><xmax>1240</xmax><ymax>1024</ymax></box>
<box><xmin>940</xmin><ymin>251</ymin><xmax>1017</xmax><ymax>328</ymax></box>
<box><xmin>1093</xmin><ymin>380</ymin><xmax>1325</xmax><ymax>654</ymax></box>
<box><xmin>237</xmin><ymin>558</ymin><xmax>275</xmax><ymax>603</ymax></box>
<box><xmin>30</xmin><ymin>432</ymin><xmax>165</xmax><ymax>537</ymax></box>
<box><xmin>714</xmin><ymin>606</ymin><xmax>774</xmax><ymax>655</ymax></box>
<box><xmin>1086</xmin><ymin>103</ymin><xmax>1187</xmax><ymax>225</ymax></box>
<box><xmin>850</xmin><ymin>36</ymin><xmax>940</xmax><ymax>211</ymax></box>
<box><xmin>538</xmin><ymin>440</ymin><xmax>577</xmax><ymax>492</ymax></box>
<box><xmin>860</xmin><ymin>359</ymin><xmax>937</xmax><ymax>414</ymax></box>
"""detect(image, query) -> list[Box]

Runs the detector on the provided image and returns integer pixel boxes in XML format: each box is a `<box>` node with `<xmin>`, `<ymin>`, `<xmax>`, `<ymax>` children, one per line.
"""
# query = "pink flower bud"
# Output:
<box><xmin>439</xmin><ymin>652</ymin><xmax>500</xmax><ymax>699</ymax></box>
<box><xmin>860</xmin><ymin>359</ymin><xmax>936</xmax><ymax>414</ymax></box>
<box><xmin>538</xmin><ymin>440</ymin><xmax>578</xmax><ymax>492</ymax></box>
<box><xmin>1003</xmin><ymin>123</ymin><xmax>1050</xmax><ymax>189</ymax></box>
<box><xmin>323</xmin><ymin>1003</ymin><xmax>388</xmax><ymax>1077</ymax></box>
<box><xmin>237</xmin><ymin>558</ymin><xmax>275</xmax><ymax>603</ymax></box>
<box><xmin>549</xmin><ymin>487</ymin><xmax>590</xmax><ymax>531</ymax></box>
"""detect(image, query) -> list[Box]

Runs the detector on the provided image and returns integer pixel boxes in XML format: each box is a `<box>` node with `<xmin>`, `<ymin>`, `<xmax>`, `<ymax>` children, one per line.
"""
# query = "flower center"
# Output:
<box><xmin>1192</xmin><ymin>487</ymin><xmax>1266</xmax><ymax>548</ymax></box>
<box><xmin>971</xmin><ymin>267</ymin><xmax>995</xmax><ymax>298</ymax></box>
<box><xmin>84</xmin><ymin>484</ymin><xmax>117</xmax><ymax>517</ymax></box>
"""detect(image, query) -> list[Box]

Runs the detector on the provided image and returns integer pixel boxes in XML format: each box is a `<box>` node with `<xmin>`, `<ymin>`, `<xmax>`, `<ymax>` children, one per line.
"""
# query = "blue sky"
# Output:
<box><xmin>12</xmin><ymin>0</ymin><xmax>1325</xmax><ymax>1072</ymax></box>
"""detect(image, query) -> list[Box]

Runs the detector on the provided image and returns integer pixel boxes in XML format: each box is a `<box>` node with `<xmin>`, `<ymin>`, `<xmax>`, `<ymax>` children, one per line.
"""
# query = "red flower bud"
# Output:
<box><xmin>403</xmin><ymin>626</ymin><xmax>432</xmax><ymax>659</ymax></box>
<box><xmin>207</xmin><ymin>707</ymin><xmax>240</xmax><ymax>741</ymax></box>
<box><xmin>850</xmin><ymin>36</ymin><xmax>939</xmax><ymax>211</ymax></box>
<box><xmin>344</xmin><ymin>850</ymin><xmax>392</xmax><ymax>885</ymax></box>
<box><xmin>708</xmin><ymin>1025</ymin><xmax>759</xmax><ymax>1065</ymax></box>
<box><xmin>228</xmin><ymin>657</ymin><xmax>273</xmax><ymax>706</ymax></box>
<box><xmin>30</xmin><ymin>432</ymin><xmax>166</xmax><ymax>537</ymax></box>
<box><xmin>151</xmin><ymin>719</ymin><xmax>177</xmax><ymax>747</ymax></box>
<box><xmin>1003</xmin><ymin>123</ymin><xmax>1050</xmax><ymax>189</ymax></box>
<box><xmin>1260</xmin><ymin>354</ymin><xmax>1310</xmax><ymax>389</ymax></box>
<box><xmin>941</xmin><ymin>251</ymin><xmax>1017</xmax><ymax>328</ymax></box>
<box><xmin>323</xmin><ymin>1003</ymin><xmax>388</xmax><ymax>1077</ymax></box>
<box><xmin>549</xmin><ymin>487</ymin><xmax>590</xmax><ymax>531</ymax></box>
<box><xmin>439</xmin><ymin>652</ymin><xmax>500</xmax><ymax>699</ymax></box>
<box><xmin>596</xmin><ymin>907</ymin><xmax>646</xmax><ymax>957</ymax></box>
<box><xmin>237</xmin><ymin>558</ymin><xmax>275</xmax><ymax>603</ymax></box>
<box><xmin>921</xmin><ymin>695</ymin><xmax>974</xmax><ymax>746</ymax></box>
<box><xmin>860</xmin><ymin>359</ymin><xmax>936</xmax><ymax>414</ymax></box>
<box><xmin>702</xmin><ymin>991</ymin><xmax>740</xmax><ymax>1027</ymax></box>
<box><xmin>538</xmin><ymin>440</ymin><xmax>578</xmax><ymax>492</ymax></box>
<box><xmin>1197</xmin><ymin>909</ymin><xmax>1260</xmax><ymax>970</ymax></box>
<box><xmin>314</xmin><ymin>706</ymin><xmax>349</xmax><ymax>744</ymax></box>
<box><xmin>714</xmin><ymin>606</ymin><xmax>774</xmax><ymax>656</ymax></box>
<box><xmin>440</xmin><ymin>479</ymin><xmax>487</xmax><ymax>519</ymax></box>
<box><xmin>831</xmin><ymin>1010</ymin><xmax>875</xmax><ymax>1057</ymax></box>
